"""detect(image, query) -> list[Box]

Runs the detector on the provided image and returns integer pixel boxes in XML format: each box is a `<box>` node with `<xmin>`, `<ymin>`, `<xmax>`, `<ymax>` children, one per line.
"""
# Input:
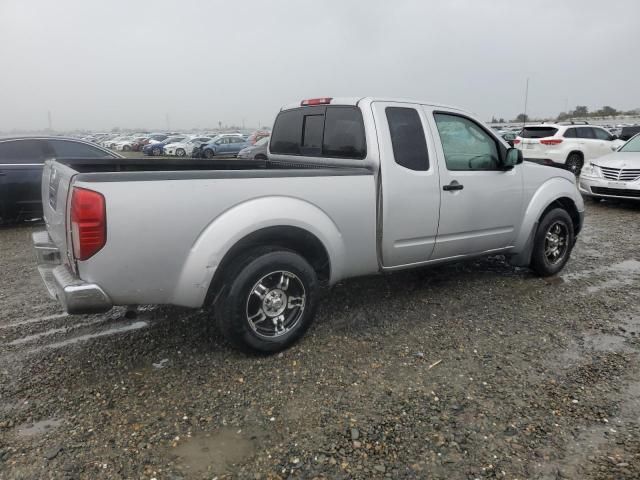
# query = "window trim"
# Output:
<box><xmin>432</xmin><ymin>110</ymin><xmax>507</xmax><ymax>172</ymax></box>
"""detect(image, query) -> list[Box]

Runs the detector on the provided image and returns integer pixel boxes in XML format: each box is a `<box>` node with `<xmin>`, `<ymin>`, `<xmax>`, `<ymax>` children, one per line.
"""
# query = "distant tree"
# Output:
<box><xmin>111</xmin><ymin>127</ymin><xmax>121</xmax><ymax>133</ymax></box>
<box><xmin>556</xmin><ymin>111</ymin><xmax>571</xmax><ymax>121</ymax></box>
<box><xmin>599</xmin><ymin>106</ymin><xmax>617</xmax><ymax>117</ymax></box>
<box><xmin>513</xmin><ymin>113</ymin><xmax>529</xmax><ymax>123</ymax></box>
<box><xmin>491</xmin><ymin>116</ymin><xmax>498</xmax><ymax>123</ymax></box>
<box><xmin>499</xmin><ymin>118</ymin><xmax>505</xmax><ymax>123</ymax></box>
<box><xmin>573</xmin><ymin>106</ymin><xmax>589</xmax><ymax>117</ymax></box>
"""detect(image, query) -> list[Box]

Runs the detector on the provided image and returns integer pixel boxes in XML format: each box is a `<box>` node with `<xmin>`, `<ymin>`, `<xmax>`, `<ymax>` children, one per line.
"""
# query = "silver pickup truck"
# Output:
<box><xmin>34</xmin><ymin>97</ymin><xmax>584</xmax><ymax>352</ymax></box>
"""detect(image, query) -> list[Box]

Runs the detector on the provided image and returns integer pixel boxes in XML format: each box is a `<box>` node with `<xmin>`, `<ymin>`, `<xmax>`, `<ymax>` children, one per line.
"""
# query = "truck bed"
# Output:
<box><xmin>55</xmin><ymin>157</ymin><xmax>371</xmax><ymax>182</ymax></box>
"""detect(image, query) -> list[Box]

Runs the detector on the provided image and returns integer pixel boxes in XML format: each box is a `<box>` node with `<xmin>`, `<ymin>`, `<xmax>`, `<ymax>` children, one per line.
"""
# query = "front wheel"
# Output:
<box><xmin>123</xmin><ymin>145</ymin><xmax>131</xmax><ymax>152</ymax></box>
<box><xmin>203</xmin><ymin>149</ymin><xmax>215</xmax><ymax>159</ymax></box>
<box><xmin>530</xmin><ymin>208</ymin><xmax>575</xmax><ymax>276</ymax></box>
<box><xmin>152</xmin><ymin>147</ymin><xmax>162</xmax><ymax>156</ymax></box>
<box><xmin>176</xmin><ymin>148</ymin><xmax>186</xmax><ymax>157</ymax></box>
<box><xmin>565</xmin><ymin>153</ymin><xmax>583</xmax><ymax>176</ymax></box>
<box><xmin>216</xmin><ymin>248</ymin><xmax>318</xmax><ymax>353</ymax></box>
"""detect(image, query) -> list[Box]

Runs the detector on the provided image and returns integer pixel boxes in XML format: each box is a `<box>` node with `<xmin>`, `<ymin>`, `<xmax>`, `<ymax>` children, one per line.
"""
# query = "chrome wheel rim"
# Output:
<box><xmin>544</xmin><ymin>221</ymin><xmax>568</xmax><ymax>265</ymax></box>
<box><xmin>246</xmin><ymin>271</ymin><xmax>306</xmax><ymax>338</ymax></box>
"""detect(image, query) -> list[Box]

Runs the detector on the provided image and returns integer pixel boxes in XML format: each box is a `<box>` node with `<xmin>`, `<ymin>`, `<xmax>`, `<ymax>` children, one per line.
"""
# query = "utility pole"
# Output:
<box><xmin>522</xmin><ymin>77</ymin><xmax>529</xmax><ymax>128</ymax></box>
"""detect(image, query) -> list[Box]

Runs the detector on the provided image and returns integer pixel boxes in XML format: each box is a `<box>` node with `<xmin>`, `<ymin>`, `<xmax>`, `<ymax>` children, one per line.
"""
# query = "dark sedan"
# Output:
<box><xmin>0</xmin><ymin>137</ymin><xmax>120</xmax><ymax>223</ymax></box>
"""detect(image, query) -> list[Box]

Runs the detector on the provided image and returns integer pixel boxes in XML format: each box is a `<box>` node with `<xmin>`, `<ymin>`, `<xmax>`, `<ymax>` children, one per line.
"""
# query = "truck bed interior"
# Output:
<box><xmin>56</xmin><ymin>157</ymin><xmax>273</xmax><ymax>173</ymax></box>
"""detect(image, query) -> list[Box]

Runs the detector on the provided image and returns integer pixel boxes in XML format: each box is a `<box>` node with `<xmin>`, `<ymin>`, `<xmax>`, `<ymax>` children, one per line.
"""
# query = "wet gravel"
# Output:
<box><xmin>1</xmin><ymin>200</ymin><xmax>639</xmax><ymax>479</ymax></box>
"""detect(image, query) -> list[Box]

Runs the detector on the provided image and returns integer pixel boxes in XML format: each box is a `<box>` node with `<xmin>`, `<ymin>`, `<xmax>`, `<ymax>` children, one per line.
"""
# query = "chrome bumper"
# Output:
<box><xmin>33</xmin><ymin>231</ymin><xmax>112</xmax><ymax>314</ymax></box>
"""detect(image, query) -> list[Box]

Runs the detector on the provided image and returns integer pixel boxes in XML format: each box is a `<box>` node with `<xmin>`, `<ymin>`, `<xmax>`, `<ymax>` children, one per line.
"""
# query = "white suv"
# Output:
<box><xmin>514</xmin><ymin>123</ymin><xmax>624</xmax><ymax>174</ymax></box>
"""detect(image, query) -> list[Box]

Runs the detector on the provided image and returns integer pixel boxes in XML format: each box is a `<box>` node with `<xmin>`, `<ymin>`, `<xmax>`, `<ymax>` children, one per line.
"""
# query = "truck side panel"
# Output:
<box><xmin>73</xmin><ymin>173</ymin><xmax>379</xmax><ymax>307</ymax></box>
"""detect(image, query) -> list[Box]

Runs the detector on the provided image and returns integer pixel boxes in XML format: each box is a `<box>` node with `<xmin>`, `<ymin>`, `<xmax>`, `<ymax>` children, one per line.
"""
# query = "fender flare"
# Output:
<box><xmin>171</xmin><ymin>196</ymin><xmax>346</xmax><ymax>307</ymax></box>
<box><xmin>511</xmin><ymin>177</ymin><xmax>583</xmax><ymax>265</ymax></box>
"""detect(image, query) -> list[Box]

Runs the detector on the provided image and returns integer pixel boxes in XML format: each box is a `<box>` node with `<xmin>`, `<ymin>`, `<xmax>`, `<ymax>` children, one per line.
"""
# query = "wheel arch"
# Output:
<box><xmin>170</xmin><ymin>196</ymin><xmax>346</xmax><ymax>308</ymax></box>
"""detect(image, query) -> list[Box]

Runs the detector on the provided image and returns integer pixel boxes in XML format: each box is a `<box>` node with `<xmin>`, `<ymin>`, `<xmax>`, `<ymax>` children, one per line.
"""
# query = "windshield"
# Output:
<box><xmin>165</xmin><ymin>136</ymin><xmax>185</xmax><ymax>143</ymax></box>
<box><xmin>619</xmin><ymin>134</ymin><xmax>640</xmax><ymax>153</ymax></box>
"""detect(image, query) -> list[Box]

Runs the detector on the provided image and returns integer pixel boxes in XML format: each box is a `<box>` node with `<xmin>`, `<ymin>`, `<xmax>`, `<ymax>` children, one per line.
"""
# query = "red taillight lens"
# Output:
<box><xmin>540</xmin><ymin>138</ymin><xmax>563</xmax><ymax>145</ymax></box>
<box><xmin>301</xmin><ymin>97</ymin><xmax>332</xmax><ymax>106</ymax></box>
<box><xmin>513</xmin><ymin>139</ymin><xmax>521</xmax><ymax>145</ymax></box>
<box><xmin>70</xmin><ymin>187</ymin><xmax>106</xmax><ymax>261</ymax></box>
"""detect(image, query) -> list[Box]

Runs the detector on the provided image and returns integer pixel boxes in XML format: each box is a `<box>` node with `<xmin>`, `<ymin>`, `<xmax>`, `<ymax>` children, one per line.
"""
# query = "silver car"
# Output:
<box><xmin>237</xmin><ymin>136</ymin><xmax>269</xmax><ymax>160</ymax></box>
<box><xmin>580</xmin><ymin>133</ymin><xmax>640</xmax><ymax>201</ymax></box>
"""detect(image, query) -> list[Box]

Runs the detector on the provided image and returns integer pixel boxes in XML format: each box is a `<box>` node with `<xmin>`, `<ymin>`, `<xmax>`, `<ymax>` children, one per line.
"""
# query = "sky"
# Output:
<box><xmin>1</xmin><ymin>0</ymin><xmax>639</xmax><ymax>131</ymax></box>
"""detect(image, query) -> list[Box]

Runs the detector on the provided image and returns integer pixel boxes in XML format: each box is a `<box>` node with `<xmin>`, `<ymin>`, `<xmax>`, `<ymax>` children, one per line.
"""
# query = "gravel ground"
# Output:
<box><xmin>0</xmin><ymin>200</ymin><xmax>639</xmax><ymax>479</ymax></box>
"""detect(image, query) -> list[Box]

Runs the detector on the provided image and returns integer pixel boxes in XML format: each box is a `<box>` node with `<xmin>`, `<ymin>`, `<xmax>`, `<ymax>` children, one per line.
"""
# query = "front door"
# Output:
<box><xmin>372</xmin><ymin>101</ymin><xmax>441</xmax><ymax>267</ymax></box>
<box><xmin>427</xmin><ymin>109</ymin><xmax>523</xmax><ymax>259</ymax></box>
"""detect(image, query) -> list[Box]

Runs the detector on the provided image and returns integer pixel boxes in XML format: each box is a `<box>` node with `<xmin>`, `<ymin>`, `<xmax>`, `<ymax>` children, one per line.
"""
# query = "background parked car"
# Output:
<box><xmin>247</xmin><ymin>130</ymin><xmax>271</xmax><ymax>145</ymax></box>
<box><xmin>237</xmin><ymin>135</ymin><xmax>269</xmax><ymax>160</ymax></box>
<box><xmin>0</xmin><ymin>137</ymin><xmax>120</xmax><ymax>222</ymax></box>
<box><xmin>619</xmin><ymin>126</ymin><xmax>640</xmax><ymax>141</ymax></box>
<box><xmin>201</xmin><ymin>135</ymin><xmax>249</xmax><ymax>158</ymax></box>
<box><xmin>142</xmin><ymin>135</ymin><xmax>188</xmax><ymax>156</ymax></box>
<box><xmin>163</xmin><ymin>136</ymin><xmax>212</xmax><ymax>157</ymax></box>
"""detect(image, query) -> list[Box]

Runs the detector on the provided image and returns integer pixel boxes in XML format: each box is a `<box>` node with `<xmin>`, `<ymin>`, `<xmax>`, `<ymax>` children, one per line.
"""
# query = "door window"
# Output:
<box><xmin>385</xmin><ymin>107</ymin><xmax>429</xmax><ymax>171</ymax></box>
<box><xmin>433</xmin><ymin>113</ymin><xmax>500</xmax><ymax>170</ymax></box>
<box><xmin>592</xmin><ymin>128</ymin><xmax>612</xmax><ymax>141</ymax></box>
<box><xmin>0</xmin><ymin>139</ymin><xmax>49</xmax><ymax>164</ymax></box>
<box><xmin>563</xmin><ymin>128</ymin><xmax>577</xmax><ymax>138</ymax></box>
<box><xmin>48</xmin><ymin>139</ymin><xmax>112</xmax><ymax>158</ymax></box>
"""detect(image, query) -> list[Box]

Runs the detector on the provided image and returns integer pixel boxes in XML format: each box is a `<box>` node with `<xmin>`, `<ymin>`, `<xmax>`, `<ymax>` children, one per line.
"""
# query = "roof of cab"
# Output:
<box><xmin>280</xmin><ymin>97</ymin><xmax>468</xmax><ymax>113</ymax></box>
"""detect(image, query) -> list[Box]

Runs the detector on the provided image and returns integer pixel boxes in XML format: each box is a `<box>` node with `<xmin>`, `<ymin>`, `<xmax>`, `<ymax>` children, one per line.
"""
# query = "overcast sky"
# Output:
<box><xmin>1</xmin><ymin>0</ymin><xmax>638</xmax><ymax>131</ymax></box>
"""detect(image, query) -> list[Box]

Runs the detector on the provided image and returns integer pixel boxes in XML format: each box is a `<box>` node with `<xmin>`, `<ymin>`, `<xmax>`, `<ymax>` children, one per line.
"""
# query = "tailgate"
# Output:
<box><xmin>42</xmin><ymin>160</ymin><xmax>77</xmax><ymax>262</ymax></box>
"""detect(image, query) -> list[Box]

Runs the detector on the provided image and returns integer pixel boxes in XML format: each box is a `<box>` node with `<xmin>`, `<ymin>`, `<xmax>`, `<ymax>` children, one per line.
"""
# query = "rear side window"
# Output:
<box><xmin>48</xmin><ymin>139</ymin><xmax>111</xmax><ymax>158</ymax></box>
<box><xmin>270</xmin><ymin>105</ymin><xmax>366</xmax><ymax>159</ymax></box>
<box><xmin>520</xmin><ymin>127</ymin><xmax>558</xmax><ymax>138</ymax></box>
<box><xmin>0</xmin><ymin>139</ymin><xmax>49</xmax><ymax>164</ymax></box>
<box><xmin>385</xmin><ymin>107</ymin><xmax>429</xmax><ymax>171</ymax></box>
<box><xmin>576</xmin><ymin>127</ymin><xmax>595</xmax><ymax>139</ymax></box>
<box><xmin>564</xmin><ymin>128</ymin><xmax>576</xmax><ymax>138</ymax></box>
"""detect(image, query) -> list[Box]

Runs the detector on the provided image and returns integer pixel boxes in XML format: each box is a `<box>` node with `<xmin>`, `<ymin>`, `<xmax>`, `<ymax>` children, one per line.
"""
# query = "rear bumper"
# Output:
<box><xmin>33</xmin><ymin>231</ymin><xmax>112</xmax><ymax>314</ymax></box>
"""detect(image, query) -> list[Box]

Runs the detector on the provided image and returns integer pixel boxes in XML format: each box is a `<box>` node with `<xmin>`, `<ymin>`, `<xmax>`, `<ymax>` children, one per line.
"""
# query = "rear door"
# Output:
<box><xmin>0</xmin><ymin>139</ymin><xmax>51</xmax><ymax>220</ymax></box>
<box><xmin>428</xmin><ymin>109</ymin><xmax>523</xmax><ymax>259</ymax></box>
<box><xmin>372</xmin><ymin>101</ymin><xmax>441</xmax><ymax>267</ymax></box>
<box><xmin>575</xmin><ymin>127</ymin><xmax>599</xmax><ymax>161</ymax></box>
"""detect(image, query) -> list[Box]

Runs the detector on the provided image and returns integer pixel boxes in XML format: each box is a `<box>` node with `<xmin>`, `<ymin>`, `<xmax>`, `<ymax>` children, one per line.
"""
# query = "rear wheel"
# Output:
<box><xmin>255</xmin><ymin>154</ymin><xmax>267</xmax><ymax>161</ymax></box>
<box><xmin>152</xmin><ymin>147</ymin><xmax>162</xmax><ymax>156</ymax></box>
<box><xmin>176</xmin><ymin>148</ymin><xmax>186</xmax><ymax>157</ymax></box>
<box><xmin>215</xmin><ymin>247</ymin><xmax>318</xmax><ymax>353</ymax></box>
<box><xmin>565</xmin><ymin>153</ymin><xmax>583</xmax><ymax>176</ymax></box>
<box><xmin>530</xmin><ymin>208</ymin><xmax>575</xmax><ymax>276</ymax></box>
<box><xmin>123</xmin><ymin>145</ymin><xmax>131</xmax><ymax>152</ymax></box>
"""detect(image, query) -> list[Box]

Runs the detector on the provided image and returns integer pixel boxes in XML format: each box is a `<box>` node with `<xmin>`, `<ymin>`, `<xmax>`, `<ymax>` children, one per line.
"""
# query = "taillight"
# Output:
<box><xmin>513</xmin><ymin>139</ymin><xmax>521</xmax><ymax>145</ymax></box>
<box><xmin>301</xmin><ymin>97</ymin><xmax>332</xmax><ymax>106</ymax></box>
<box><xmin>70</xmin><ymin>187</ymin><xmax>106</xmax><ymax>261</ymax></box>
<box><xmin>540</xmin><ymin>138</ymin><xmax>563</xmax><ymax>145</ymax></box>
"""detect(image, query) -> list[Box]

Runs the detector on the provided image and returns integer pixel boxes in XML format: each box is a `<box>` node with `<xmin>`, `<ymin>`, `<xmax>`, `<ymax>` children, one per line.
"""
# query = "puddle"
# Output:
<box><xmin>0</xmin><ymin>313</ymin><xmax>68</xmax><ymax>330</ymax></box>
<box><xmin>586</xmin><ymin>278</ymin><xmax>635</xmax><ymax>294</ymax></box>
<box><xmin>16</xmin><ymin>418</ymin><xmax>63</xmax><ymax>438</ymax></box>
<box><xmin>174</xmin><ymin>428</ymin><xmax>258</xmax><ymax>476</ymax></box>
<box><xmin>25</xmin><ymin>321</ymin><xmax>148</xmax><ymax>354</ymax></box>
<box><xmin>563</xmin><ymin>259</ymin><xmax>640</xmax><ymax>282</ymax></box>
<box><xmin>8</xmin><ymin>318</ymin><xmax>107</xmax><ymax>346</ymax></box>
<box><xmin>583</xmin><ymin>332</ymin><xmax>634</xmax><ymax>354</ymax></box>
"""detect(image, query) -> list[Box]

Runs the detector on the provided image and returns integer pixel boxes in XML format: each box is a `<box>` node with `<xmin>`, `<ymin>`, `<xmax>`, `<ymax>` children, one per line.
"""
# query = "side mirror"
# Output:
<box><xmin>503</xmin><ymin>147</ymin><xmax>523</xmax><ymax>169</ymax></box>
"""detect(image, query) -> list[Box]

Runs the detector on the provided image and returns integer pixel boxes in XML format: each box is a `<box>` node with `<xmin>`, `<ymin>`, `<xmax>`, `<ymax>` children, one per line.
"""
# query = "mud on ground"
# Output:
<box><xmin>1</xmin><ymin>200</ymin><xmax>639</xmax><ymax>479</ymax></box>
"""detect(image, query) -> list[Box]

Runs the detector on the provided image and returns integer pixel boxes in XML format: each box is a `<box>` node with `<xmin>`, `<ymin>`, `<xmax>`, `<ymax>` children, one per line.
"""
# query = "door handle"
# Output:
<box><xmin>443</xmin><ymin>181</ymin><xmax>464</xmax><ymax>191</ymax></box>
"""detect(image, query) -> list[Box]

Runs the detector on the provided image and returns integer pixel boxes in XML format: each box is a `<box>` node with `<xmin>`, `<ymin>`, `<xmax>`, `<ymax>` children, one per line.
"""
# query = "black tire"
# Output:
<box><xmin>530</xmin><ymin>208</ymin><xmax>575</xmax><ymax>276</ymax></box>
<box><xmin>176</xmin><ymin>148</ymin><xmax>186</xmax><ymax>157</ymax></box>
<box><xmin>123</xmin><ymin>145</ymin><xmax>131</xmax><ymax>152</ymax></box>
<box><xmin>255</xmin><ymin>154</ymin><xmax>267</xmax><ymax>161</ymax></box>
<box><xmin>216</xmin><ymin>247</ymin><xmax>318</xmax><ymax>353</ymax></box>
<box><xmin>204</xmin><ymin>149</ymin><xmax>215</xmax><ymax>159</ymax></box>
<box><xmin>565</xmin><ymin>153</ymin><xmax>583</xmax><ymax>176</ymax></box>
<box><xmin>152</xmin><ymin>147</ymin><xmax>162</xmax><ymax>156</ymax></box>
